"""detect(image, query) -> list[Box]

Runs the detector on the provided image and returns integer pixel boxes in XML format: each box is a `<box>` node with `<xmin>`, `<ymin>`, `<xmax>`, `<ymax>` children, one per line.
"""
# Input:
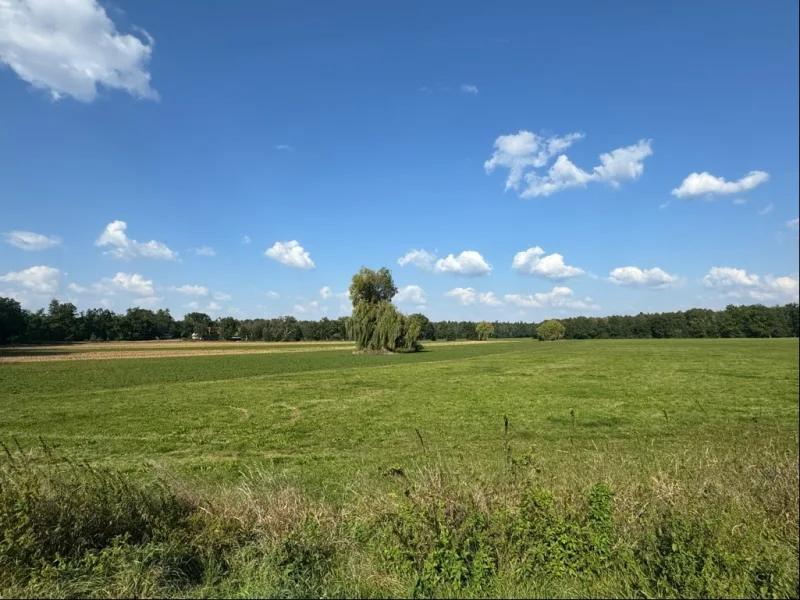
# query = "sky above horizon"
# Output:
<box><xmin>1</xmin><ymin>0</ymin><xmax>798</xmax><ymax>321</ymax></box>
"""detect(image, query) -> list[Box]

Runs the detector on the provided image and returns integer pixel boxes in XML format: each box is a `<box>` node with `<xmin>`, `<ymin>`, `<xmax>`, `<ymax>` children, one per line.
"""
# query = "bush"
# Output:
<box><xmin>536</xmin><ymin>319</ymin><xmax>565</xmax><ymax>341</ymax></box>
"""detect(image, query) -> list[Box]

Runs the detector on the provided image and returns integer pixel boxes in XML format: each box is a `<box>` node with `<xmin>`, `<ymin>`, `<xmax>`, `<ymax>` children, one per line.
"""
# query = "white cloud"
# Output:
<box><xmin>293</xmin><ymin>300</ymin><xmax>319</xmax><ymax>314</ymax></box>
<box><xmin>320</xmin><ymin>286</ymin><xmax>332</xmax><ymax>299</ymax></box>
<box><xmin>460</xmin><ymin>84</ymin><xmax>478</xmax><ymax>94</ymax></box>
<box><xmin>213</xmin><ymin>291</ymin><xmax>232</xmax><ymax>301</ymax></box>
<box><xmin>264</xmin><ymin>291</ymin><xmax>280</xmax><ymax>299</ymax></box>
<box><xmin>206</xmin><ymin>301</ymin><xmax>221</xmax><ymax>311</ymax></box>
<box><xmin>608</xmin><ymin>266</ymin><xmax>680</xmax><ymax>289</ymax></box>
<box><xmin>0</xmin><ymin>265</ymin><xmax>60</xmax><ymax>294</ymax></box>
<box><xmin>445</xmin><ymin>287</ymin><xmax>503</xmax><ymax>307</ymax></box>
<box><xmin>265</xmin><ymin>240</ymin><xmax>315</xmax><ymax>270</ymax></box>
<box><xmin>703</xmin><ymin>267</ymin><xmax>799</xmax><ymax>304</ymax></box>
<box><xmin>758</xmin><ymin>203</ymin><xmax>774</xmax><ymax>216</ymax></box>
<box><xmin>484</xmin><ymin>130</ymin><xmax>585</xmax><ymax>191</ymax></box>
<box><xmin>787</xmin><ymin>218</ymin><xmax>799</xmax><ymax>231</ymax></box>
<box><xmin>170</xmin><ymin>284</ymin><xmax>209</xmax><ymax>296</ymax></box>
<box><xmin>504</xmin><ymin>286</ymin><xmax>599</xmax><ymax>310</ymax></box>
<box><xmin>184</xmin><ymin>301</ymin><xmax>200</xmax><ymax>310</ymax></box>
<box><xmin>106</xmin><ymin>272</ymin><xmax>154</xmax><ymax>296</ymax></box>
<box><xmin>434</xmin><ymin>251</ymin><xmax>492</xmax><ymax>276</ymax></box>
<box><xmin>242</xmin><ymin>235</ymin><xmax>251</xmax><ymax>244</ymax></box>
<box><xmin>703</xmin><ymin>267</ymin><xmax>760</xmax><ymax>288</ymax></box>
<box><xmin>395</xmin><ymin>285</ymin><xmax>426</xmax><ymax>305</ymax></box>
<box><xmin>275</xmin><ymin>144</ymin><xmax>293</xmax><ymax>151</ymax></box>
<box><xmin>96</xmin><ymin>220</ymin><xmax>178</xmax><ymax>261</ymax></box>
<box><xmin>485</xmin><ymin>130</ymin><xmax>652</xmax><ymax>198</ymax></box>
<box><xmin>659</xmin><ymin>201</ymin><xmax>670</xmax><ymax>210</ymax></box>
<box><xmin>67</xmin><ymin>283</ymin><xmax>88</xmax><ymax>293</ymax></box>
<box><xmin>671</xmin><ymin>170</ymin><xmax>769</xmax><ymax>199</ymax></box>
<box><xmin>522</xmin><ymin>140</ymin><xmax>653</xmax><ymax>198</ymax></box>
<box><xmin>732</xmin><ymin>198</ymin><xmax>747</xmax><ymax>205</ymax></box>
<box><xmin>192</xmin><ymin>246</ymin><xmax>216</xmax><ymax>256</ymax></box>
<box><xmin>0</xmin><ymin>0</ymin><xmax>158</xmax><ymax>102</ymax></box>
<box><xmin>3</xmin><ymin>230</ymin><xmax>61</xmax><ymax>251</ymax></box>
<box><xmin>397</xmin><ymin>249</ymin><xmax>436</xmax><ymax>270</ymax></box>
<box><xmin>512</xmin><ymin>246</ymin><xmax>584</xmax><ymax>279</ymax></box>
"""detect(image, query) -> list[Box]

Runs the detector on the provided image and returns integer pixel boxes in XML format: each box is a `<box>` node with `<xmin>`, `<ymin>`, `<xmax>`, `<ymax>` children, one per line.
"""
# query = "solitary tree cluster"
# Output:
<box><xmin>476</xmin><ymin>321</ymin><xmax>494</xmax><ymax>341</ymax></box>
<box><xmin>345</xmin><ymin>267</ymin><xmax>422</xmax><ymax>352</ymax></box>
<box><xmin>536</xmin><ymin>319</ymin><xmax>566</xmax><ymax>341</ymax></box>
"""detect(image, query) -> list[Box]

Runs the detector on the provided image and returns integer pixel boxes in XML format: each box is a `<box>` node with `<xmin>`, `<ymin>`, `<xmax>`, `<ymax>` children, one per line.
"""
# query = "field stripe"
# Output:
<box><xmin>13</xmin><ymin>344</ymin><xmax>546</xmax><ymax>399</ymax></box>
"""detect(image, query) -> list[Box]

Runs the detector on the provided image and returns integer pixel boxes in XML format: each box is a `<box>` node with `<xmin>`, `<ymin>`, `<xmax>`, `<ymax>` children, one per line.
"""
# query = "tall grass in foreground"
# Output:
<box><xmin>1</xmin><ymin>440</ymin><xmax>797</xmax><ymax>599</ymax></box>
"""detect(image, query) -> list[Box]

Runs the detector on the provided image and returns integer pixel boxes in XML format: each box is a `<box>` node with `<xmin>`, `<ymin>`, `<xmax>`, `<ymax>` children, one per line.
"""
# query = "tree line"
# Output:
<box><xmin>0</xmin><ymin>296</ymin><xmax>797</xmax><ymax>345</ymax></box>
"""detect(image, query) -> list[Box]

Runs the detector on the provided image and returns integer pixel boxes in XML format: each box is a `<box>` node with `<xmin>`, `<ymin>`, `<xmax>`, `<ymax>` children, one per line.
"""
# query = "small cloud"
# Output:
<box><xmin>96</xmin><ymin>220</ymin><xmax>178</xmax><ymax>261</ymax></box>
<box><xmin>264</xmin><ymin>291</ymin><xmax>279</xmax><ymax>299</ymax></box>
<box><xmin>320</xmin><ymin>286</ymin><xmax>332</xmax><ymax>299</ymax></box>
<box><xmin>434</xmin><ymin>251</ymin><xmax>492</xmax><ymax>276</ymax></box>
<box><xmin>659</xmin><ymin>201</ymin><xmax>670</xmax><ymax>210</ymax></box>
<box><xmin>460</xmin><ymin>84</ymin><xmax>479</xmax><ymax>94</ymax></box>
<box><xmin>212</xmin><ymin>291</ymin><xmax>232</xmax><ymax>301</ymax></box>
<box><xmin>608</xmin><ymin>266</ymin><xmax>680</xmax><ymax>289</ymax></box>
<box><xmin>0</xmin><ymin>265</ymin><xmax>60</xmax><ymax>294</ymax></box>
<box><xmin>265</xmin><ymin>240</ymin><xmax>315</xmax><ymax>270</ymax></box>
<box><xmin>275</xmin><ymin>144</ymin><xmax>293</xmax><ymax>151</ymax></box>
<box><xmin>170</xmin><ymin>284</ymin><xmax>209</xmax><ymax>296</ymax></box>
<box><xmin>672</xmin><ymin>170</ymin><xmax>769</xmax><ymax>199</ymax></box>
<box><xmin>786</xmin><ymin>218</ymin><xmax>799</xmax><ymax>231</ymax></box>
<box><xmin>242</xmin><ymin>235</ymin><xmax>251</xmax><ymax>244</ymax></box>
<box><xmin>3</xmin><ymin>231</ymin><xmax>61</xmax><ymax>251</ymax></box>
<box><xmin>395</xmin><ymin>285</ymin><xmax>426</xmax><ymax>305</ymax></box>
<box><xmin>758</xmin><ymin>203</ymin><xmax>774</xmax><ymax>216</ymax></box>
<box><xmin>732</xmin><ymin>198</ymin><xmax>747</xmax><ymax>205</ymax></box>
<box><xmin>192</xmin><ymin>246</ymin><xmax>216</xmax><ymax>256</ymax></box>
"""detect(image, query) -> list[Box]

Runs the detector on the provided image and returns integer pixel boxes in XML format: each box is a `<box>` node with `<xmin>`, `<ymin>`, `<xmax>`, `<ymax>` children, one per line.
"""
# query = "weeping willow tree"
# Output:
<box><xmin>346</xmin><ymin>267</ymin><xmax>422</xmax><ymax>353</ymax></box>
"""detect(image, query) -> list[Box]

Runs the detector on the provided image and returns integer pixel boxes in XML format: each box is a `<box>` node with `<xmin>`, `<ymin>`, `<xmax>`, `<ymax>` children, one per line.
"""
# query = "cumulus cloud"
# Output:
<box><xmin>787</xmin><ymin>218</ymin><xmax>799</xmax><ymax>231</ymax></box>
<box><xmin>0</xmin><ymin>265</ymin><xmax>60</xmax><ymax>294</ymax></box>
<box><xmin>397</xmin><ymin>249</ymin><xmax>436</xmax><ymax>270</ymax></box>
<box><xmin>484</xmin><ymin>130</ymin><xmax>585</xmax><ymax>191</ymax></box>
<box><xmin>213</xmin><ymin>291</ymin><xmax>232</xmax><ymax>301</ymax></box>
<box><xmin>398</xmin><ymin>249</ymin><xmax>491</xmax><ymax>276</ymax></box>
<box><xmin>3</xmin><ymin>230</ymin><xmax>61</xmax><ymax>251</ymax></box>
<box><xmin>0</xmin><ymin>0</ymin><xmax>158</xmax><ymax>102</ymax></box>
<box><xmin>293</xmin><ymin>300</ymin><xmax>319</xmax><ymax>313</ymax></box>
<box><xmin>703</xmin><ymin>267</ymin><xmax>760</xmax><ymax>288</ymax></box>
<box><xmin>395</xmin><ymin>285</ymin><xmax>426</xmax><ymax>305</ymax></box>
<box><xmin>106</xmin><ymin>272</ymin><xmax>154</xmax><ymax>295</ymax></box>
<box><xmin>758</xmin><ymin>203</ymin><xmax>774</xmax><ymax>216</ymax></box>
<box><xmin>275</xmin><ymin>144</ymin><xmax>293</xmax><ymax>151</ymax></box>
<box><xmin>522</xmin><ymin>140</ymin><xmax>653</xmax><ymax>198</ymax></box>
<box><xmin>320</xmin><ymin>286</ymin><xmax>332</xmax><ymax>299</ymax></box>
<box><xmin>206</xmin><ymin>301</ymin><xmax>221</xmax><ymax>311</ymax></box>
<box><xmin>70</xmin><ymin>272</ymin><xmax>155</xmax><ymax>296</ymax></box>
<box><xmin>485</xmin><ymin>130</ymin><xmax>652</xmax><ymax>198</ymax></box>
<box><xmin>512</xmin><ymin>246</ymin><xmax>584</xmax><ymax>279</ymax></box>
<box><xmin>504</xmin><ymin>286</ymin><xmax>599</xmax><ymax>310</ymax></box>
<box><xmin>608</xmin><ymin>266</ymin><xmax>680</xmax><ymax>289</ymax></box>
<box><xmin>733</xmin><ymin>198</ymin><xmax>747</xmax><ymax>205</ymax></box>
<box><xmin>265</xmin><ymin>240</ymin><xmax>315</xmax><ymax>270</ymax></box>
<box><xmin>192</xmin><ymin>246</ymin><xmax>216</xmax><ymax>256</ymax></box>
<box><xmin>96</xmin><ymin>220</ymin><xmax>178</xmax><ymax>261</ymax></box>
<box><xmin>170</xmin><ymin>284</ymin><xmax>208</xmax><ymax>296</ymax></box>
<box><xmin>703</xmin><ymin>266</ymin><xmax>799</xmax><ymax>304</ymax></box>
<box><xmin>671</xmin><ymin>170</ymin><xmax>769</xmax><ymax>199</ymax></box>
<box><xmin>264</xmin><ymin>291</ymin><xmax>280</xmax><ymax>299</ymax></box>
<box><xmin>434</xmin><ymin>251</ymin><xmax>492</xmax><ymax>276</ymax></box>
<box><xmin>460</xmin><ymin>84</ymin><xmax>478</xmax><ymax>94</ymax></box>
<box><xmin>445</xmin><ymin>287</ymin><xmax>503</xmax><ymax>307</ymax></box>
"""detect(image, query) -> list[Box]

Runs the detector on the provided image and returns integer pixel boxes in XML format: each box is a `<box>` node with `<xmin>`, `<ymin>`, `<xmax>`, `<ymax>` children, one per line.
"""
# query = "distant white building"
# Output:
<box><xmin>191</xmin><ymin>332</ymin><xmax>202</xmax><ymax>340</ymax></box>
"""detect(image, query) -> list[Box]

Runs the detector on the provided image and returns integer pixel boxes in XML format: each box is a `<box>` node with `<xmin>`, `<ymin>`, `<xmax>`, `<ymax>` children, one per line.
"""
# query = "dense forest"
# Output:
<box><xmin>0</xmin><ymin>296</ymin><xmax>798</xmax><ymax>345</ymax></box>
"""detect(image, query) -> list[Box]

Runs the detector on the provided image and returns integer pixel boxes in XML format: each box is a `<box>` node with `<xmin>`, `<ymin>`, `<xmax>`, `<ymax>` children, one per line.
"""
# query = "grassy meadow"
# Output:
<box><xmin>1</xmin><ymin>338</ymin><xmax>798</xmax><ymax>597</ymax></box>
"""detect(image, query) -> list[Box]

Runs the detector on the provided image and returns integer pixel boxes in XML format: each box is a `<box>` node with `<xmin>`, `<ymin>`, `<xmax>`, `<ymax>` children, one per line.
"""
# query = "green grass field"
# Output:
<box><xmin>1</xmin><ymin>339</ymin><xmax>798</xmax><ymax>597</ymax></box>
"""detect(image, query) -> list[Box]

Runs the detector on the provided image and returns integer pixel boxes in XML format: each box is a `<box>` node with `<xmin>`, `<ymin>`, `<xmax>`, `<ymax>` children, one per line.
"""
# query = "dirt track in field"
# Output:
<box><xmin>0</xmin><ymin>339</ymin><xmax>504</xmax><ymax>364</ymax></box>
<box><xmin>0</xmin><ymin>346</ymin><xmax>354</xmax><ymax>363</ymax></box>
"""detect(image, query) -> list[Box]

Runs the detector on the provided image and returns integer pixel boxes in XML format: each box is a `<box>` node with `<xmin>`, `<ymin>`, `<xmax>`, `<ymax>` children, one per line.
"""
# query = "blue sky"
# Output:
<box><xmin>1</xmin><ymin>0</ymin><xmax>798</xmax><ymax>321</ymax></box>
